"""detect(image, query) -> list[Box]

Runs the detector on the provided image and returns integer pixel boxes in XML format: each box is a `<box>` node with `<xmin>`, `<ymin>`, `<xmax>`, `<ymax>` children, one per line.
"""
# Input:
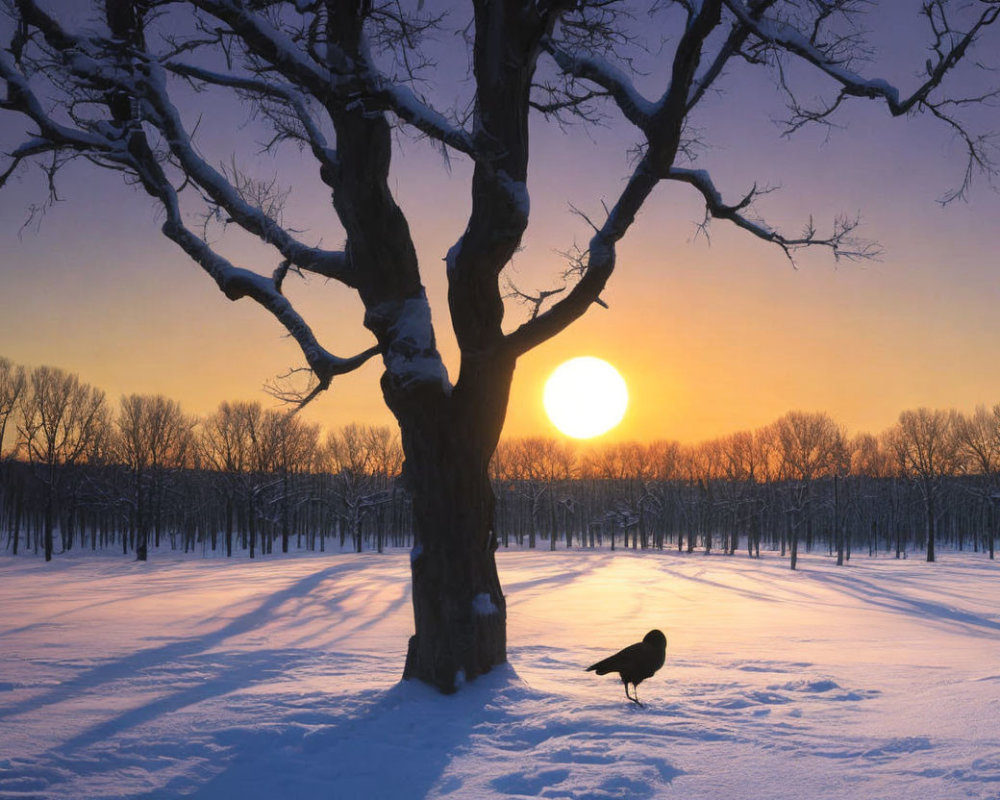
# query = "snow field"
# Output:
<box><xmin>0</xmin><ymin>549</ymin><xmax>998</xmax><ymax>799</ymax></box>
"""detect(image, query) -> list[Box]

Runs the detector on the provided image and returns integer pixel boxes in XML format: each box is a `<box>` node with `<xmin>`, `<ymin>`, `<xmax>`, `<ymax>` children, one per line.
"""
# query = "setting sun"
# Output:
<box><xmin>543</xmin><ymin>357</ymin><xmax>629</xmax><ymax>439</ymax></box>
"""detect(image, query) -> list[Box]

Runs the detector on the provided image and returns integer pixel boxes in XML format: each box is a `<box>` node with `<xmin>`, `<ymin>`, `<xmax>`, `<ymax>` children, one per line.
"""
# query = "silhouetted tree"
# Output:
<box><xmin>17</xmin><ymin>366</ymin><xmax>108</xmax><ymax>560</ymax></box>
<box><xmin>115</xmin><ymin>394</ymin><xmax>195</xmax><ymax>560</ymax></box>
<box><xmin>891</xmin><ymin>408</ymin><xmax>961</xmax><ymax>562</ymax></box>
<box><xmin>773</xmin><ymin>411</ymin><xmax>847</xmax><ymax>569</ymax></box>
<box><xmin>954</xmin><ymin>406</ymin><xmax>1000</xmax><ymax>559</ymax></box>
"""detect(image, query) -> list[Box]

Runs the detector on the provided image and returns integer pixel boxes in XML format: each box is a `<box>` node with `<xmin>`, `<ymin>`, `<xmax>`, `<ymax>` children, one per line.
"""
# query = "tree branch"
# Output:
<box><xmin>540</xmin><ymin>37</ymin><xmax>656</xmax><ymax>130</ymax></box>
<box><xmin>140</xmin><ymin>61</ymin><xmax>356</xmax><ymax>286</ymax></box>
<box><xmin>723</xmin><ymin>0</ymin><xmax>1000</xmax><ymax>116</ymax></box>
<box><xmin>668</xmin><ymin>166</ymin><xmax>881</xmax><ymax>262</ymax></box>
<box><xmin>503</xmin><ymin>155</ymin><xmax>660</xmax><ymax>357</ymax></box>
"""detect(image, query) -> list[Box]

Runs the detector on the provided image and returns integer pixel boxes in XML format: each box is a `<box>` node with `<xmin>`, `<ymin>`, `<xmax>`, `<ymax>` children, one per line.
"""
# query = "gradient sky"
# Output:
<box><xmin>1</xmin><ymin>4</ymin><xmax>998</xmax><ymax>444</ymax></box>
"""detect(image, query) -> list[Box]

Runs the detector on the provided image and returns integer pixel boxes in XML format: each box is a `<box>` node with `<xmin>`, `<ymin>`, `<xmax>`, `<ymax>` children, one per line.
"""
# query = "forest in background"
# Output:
<box><xmin>2</xmin><ymin>356</ymin><xmax>998</xmax><ymax>566</ymax></box>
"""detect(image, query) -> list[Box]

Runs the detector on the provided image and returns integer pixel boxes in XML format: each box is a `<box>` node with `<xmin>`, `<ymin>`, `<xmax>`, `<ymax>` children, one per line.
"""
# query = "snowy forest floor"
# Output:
<box><xmin>1</xmin><ymin>548</ymin><xmax>999</xmax><ymax>800</ymax></box>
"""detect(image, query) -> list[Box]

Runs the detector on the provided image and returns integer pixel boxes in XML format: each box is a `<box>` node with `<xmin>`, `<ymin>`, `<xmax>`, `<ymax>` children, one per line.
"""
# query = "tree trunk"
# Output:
<box><xmin>225</xmin><ymin>496</ymin><xmax>233</xmax><ymax>558</ymax></box>
<box><xmin>44</xmin><ymin>486</ymin><xmax>54</xmax><ymax>562</ymax></box>
<box><xmin>835</xmin><ymin>476</ymin><xmax>844</xmax><ymax>567</ymax></box>
<box><xmin>400</xmin><ymin>432</ymin><xmax>507</xmax><ymax>693</ymax></box>
<box><xmin>391</xmin><ymin>361</ymin><xmax>512</xmax><ymax>694</ymax></box>
<box><xmin>925</xmin><ymin>485</ymin><xmax>936</xmax><ymax>563</ymax></box>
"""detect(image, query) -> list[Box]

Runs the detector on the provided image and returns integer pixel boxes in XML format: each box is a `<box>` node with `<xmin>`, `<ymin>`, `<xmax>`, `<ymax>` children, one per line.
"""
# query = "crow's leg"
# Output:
<box><xmin>625</xmin><ymin>683</ymin><xmax>642</xmax><ymax>706</ymax></box>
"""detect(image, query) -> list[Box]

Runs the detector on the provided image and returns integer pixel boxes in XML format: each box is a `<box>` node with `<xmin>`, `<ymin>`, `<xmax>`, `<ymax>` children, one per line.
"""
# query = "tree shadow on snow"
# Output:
<box><xmin>176</xmin><ymin>661</ymin><xmax>684</xmax><ymax>800</ymax></box>
<box><xmin>176</xmin><ymin>665</ymin><xmax>530</xmax><ymax>800</ymax></box>
<box><xmin>0</xmin><ymin>563</ymin><xmax>356</xmax><ymax>723</ymax></box>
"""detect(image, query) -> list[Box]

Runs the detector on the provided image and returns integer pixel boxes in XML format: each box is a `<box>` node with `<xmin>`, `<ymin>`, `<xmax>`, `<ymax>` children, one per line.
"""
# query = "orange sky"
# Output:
<box><xmin>2</xmin><ymin>9</ymin><xmax>999</xmax><ymax>445</ymax></box>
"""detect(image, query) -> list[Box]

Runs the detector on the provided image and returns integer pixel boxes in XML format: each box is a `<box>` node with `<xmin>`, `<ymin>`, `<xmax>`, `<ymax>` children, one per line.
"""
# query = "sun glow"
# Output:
<box><xmin>543</xmin><ymin>357</ymin><xmax>629</xmax><ymax>439</ymax></box>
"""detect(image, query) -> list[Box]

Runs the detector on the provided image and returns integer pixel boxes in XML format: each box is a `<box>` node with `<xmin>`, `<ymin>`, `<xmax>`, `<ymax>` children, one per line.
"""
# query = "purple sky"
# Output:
<box><xmin>1</xmin><ymin>3</ymin><xmax>998</xmax><ymax>443</ymax></box>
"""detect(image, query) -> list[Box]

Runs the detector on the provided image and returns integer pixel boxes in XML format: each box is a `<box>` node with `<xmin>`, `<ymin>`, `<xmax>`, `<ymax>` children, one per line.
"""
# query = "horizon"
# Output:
<box><xmin>4</xmin><ymin>352</ymin><xmax>1000</xmax><ymax>451</ymax></box>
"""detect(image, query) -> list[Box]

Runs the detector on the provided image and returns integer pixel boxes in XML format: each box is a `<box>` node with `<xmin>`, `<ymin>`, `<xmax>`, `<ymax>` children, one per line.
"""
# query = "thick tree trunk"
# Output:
<box><xmin>391</xmin><ymin>361</ymin><xmax>512</xmax><ymax>694</ymax></box>
<box><xmin>402</xmin><ymin>448</ymin><xmax>507</xmax><ymax>693</ymax></box>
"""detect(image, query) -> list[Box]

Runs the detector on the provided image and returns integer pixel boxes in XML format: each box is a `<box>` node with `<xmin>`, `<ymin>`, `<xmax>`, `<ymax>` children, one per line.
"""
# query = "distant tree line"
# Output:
<box><xmin>2</xmin><ymin>356</ymin><xmax>998</xmax><ymax>565</ymax></box>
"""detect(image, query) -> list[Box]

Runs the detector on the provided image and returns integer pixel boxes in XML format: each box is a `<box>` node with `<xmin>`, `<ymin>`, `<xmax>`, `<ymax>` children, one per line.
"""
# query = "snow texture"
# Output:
<box><xmin>376</xmin><ymin>296</ymin><xmax>451</xmax><ymax>393</ymax></box>
<box><xmin>1</xmin><ymin>549</ymin><xmax>999</xmax><ymax>799</ymax></box>
<box><xmin>497</xmin><ymin>171</ymin><xmax>530</xmax><ymax>221</ymax></box>
<box><xmin>472</xmin><ymin>592</ymin><xmax>499</xmax><ymax>616</ymax></box>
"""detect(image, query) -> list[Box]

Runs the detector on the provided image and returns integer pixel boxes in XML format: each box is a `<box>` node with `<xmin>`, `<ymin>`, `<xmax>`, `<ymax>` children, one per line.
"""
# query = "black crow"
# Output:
<box><xmin>586</xmin><ymin>629</ymin><xmax>667</xmax><ymax>706</ymax></box>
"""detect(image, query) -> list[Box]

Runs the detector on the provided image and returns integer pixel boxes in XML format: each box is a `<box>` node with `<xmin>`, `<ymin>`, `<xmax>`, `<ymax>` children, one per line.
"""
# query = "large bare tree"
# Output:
<box><xmin>1</xmin><ymin>0</ymin><xmax>997</xmax><ymax>691</ymax></box>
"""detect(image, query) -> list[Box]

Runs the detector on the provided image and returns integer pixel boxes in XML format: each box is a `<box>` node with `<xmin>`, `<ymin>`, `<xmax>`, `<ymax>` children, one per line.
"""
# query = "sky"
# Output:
<box><xmin>1</xmin><ymin>3</ymin><xmax>999</xmax><ymax>444</ymax></box>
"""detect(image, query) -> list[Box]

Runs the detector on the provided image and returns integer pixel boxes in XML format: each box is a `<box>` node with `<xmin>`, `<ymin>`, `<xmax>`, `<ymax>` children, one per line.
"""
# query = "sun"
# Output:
<box><xmin>543</xmin><ymin>357</ymin><xmax>628</xmax><ymax>439</ymax></box>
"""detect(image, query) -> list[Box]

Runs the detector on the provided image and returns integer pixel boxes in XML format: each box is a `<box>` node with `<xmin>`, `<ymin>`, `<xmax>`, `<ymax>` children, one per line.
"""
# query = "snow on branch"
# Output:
<box><xmin>687</xmin><ymin>0</ymin><xmax>778</xmax><ymax>111</ymax></box>
<box><xmin>160</xmin><ymin>206</ymin><xmax>379</xmax><ymax>390</ymax></box>
<box><xmin>668</xmin><ymin>166</ymin><xmax>881</xmax><ymax>263</ymax></box>
<box><xmin>188</xmin><ymin>0</ymin><xmax>478</xmax><ymax>161</ymax></box>
<box><xmin>162</xmin><ymin>60</ymin><xmax>340</xmax><ymax>174</ymax></box>
<box><xmin>723</xmin><ymin>0</ymin><xmax>1000</xmax><ymax>201</ymax></box>
<box><xmin>1</xmin><ymin>0</ymin><xmax>377</xmax><ymax>403</ymax></box>
<box><xmin>503</xmin><ymin>156</ymin><xmax>661</xmax><ymax>357</ymax></box>
<box><xmin>366</xmin><ymin>82</ymin><xmax>478</xmax><ymax>159</ymax></box>
<box><xmin>541</xmin><ymin>38</ymin><xmax>656</xmax><ymax>130</ymax></box>
<box><xmin>138</xmin><ymin>61</ymin><xmax>355</xmax><ymax>286</ymax></box>
<box><xmin>188</xmin><ymin>0</ymin><xmax>340</xmax><ymax>97</ymax></box>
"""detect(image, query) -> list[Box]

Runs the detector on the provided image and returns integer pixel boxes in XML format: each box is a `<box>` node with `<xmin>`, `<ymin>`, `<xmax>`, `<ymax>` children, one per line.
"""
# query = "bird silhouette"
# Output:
<box><xmin>586</xmin><ymin>629</ymin><xmax>667</xmax><ymax>706</ymax></box>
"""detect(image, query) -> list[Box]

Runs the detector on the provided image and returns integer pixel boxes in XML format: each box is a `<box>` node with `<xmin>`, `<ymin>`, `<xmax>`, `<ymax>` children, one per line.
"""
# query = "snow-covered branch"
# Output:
<box><xmin>687</xmin><ymin>0</ymin><xmax>778</xmax><ymax>111</ymax></box>
<box><xmin>1</xmin><ymin>0</ymin><xmax>379</xmax><ymax>397</ymax></box>
<box><xmin>160</xmin><ymin>208</ymin><xmax>379</xmax><ymax>388</ymax></box>
<box><xmin>367</xmin><ymin>82</ymin><xmax>478</xmax><ymax>159</ymax></box>
<box><xmin>541</xmin><ymin>39</ymin><xmax>656</xmax><ymax>130</ymax></box>
<box><xmin>139</xmin><ymin>62</ymin><xmax>355</xmax><ymax>286</ymax></box>
<box><xmin>724</xmin><ymin>0</ymin><xmax>1000</xmax><ymax>202</ymax></box>
<box><xmin>667</xmin><ymin>167</ymin><xmax>881</xmax><ymax>262</ymax></box>
<box><xmin>723</xmin><ymin>0</ymin><xmax>999</xmax><ymax>115</ymax></box>
<box><xmin>163</xmin><ymin>60</ymin><xmax>338</xmax><ymax>166</ymax></box>
<box><xmin>503</xmin><ymin>156</ymin><xmax>660</xmax><ymax>357</ymax></box>
<box><xmin>186</xmin><ymin>0</ymin><xmax>478</xmax><ymax>161</ymax></box>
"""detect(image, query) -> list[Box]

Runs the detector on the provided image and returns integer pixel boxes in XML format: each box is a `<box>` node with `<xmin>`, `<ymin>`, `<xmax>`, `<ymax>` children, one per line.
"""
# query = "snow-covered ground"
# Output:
<box><xmin>1</xmin><ymin>548</ymin><xmax>999</xmax><ymax>800</ymax></box>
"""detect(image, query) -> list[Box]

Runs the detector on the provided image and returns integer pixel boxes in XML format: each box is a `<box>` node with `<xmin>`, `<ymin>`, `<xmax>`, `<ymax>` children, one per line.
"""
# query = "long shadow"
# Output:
<box><xmin>0</xmin><ymin>562</ymin><xmax>357</xmax><ymax>722</ymax></box>
<box><xmin>500</xmin><ymin>554</ymin><xmax>612</xmax><ymax>599</ymax></box>
<box><xmin>160</xmin><ymin>664</ymin><xmax>682</xmax><ymax>800</ymax></box>
<box><xmin>806</xmin><ymin>568</ymin><xmax>1000</xmax><ymax>637</ymax></box>
<box><xmin>0</xmin><ymin>577</ymin><xmax>228</xmax><ymax>639</ymax></box>
<box><xmin>54</xmin><ymin>648</ymin><xmax>314</xmax><ymax>754</ymax></box>
<box><xmin>651</xmin><ymin>563</ymin><xmax>784</xmax><ymax>604</ymax></box>
<box><xmin>161</xmin><ymin>667</ymin><xmax>530</xmax><ymax>800</ymax></box>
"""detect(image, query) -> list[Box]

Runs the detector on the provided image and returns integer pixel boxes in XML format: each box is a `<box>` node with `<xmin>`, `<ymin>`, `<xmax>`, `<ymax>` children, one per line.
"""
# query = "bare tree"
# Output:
<box><xmin>0</xmin><ymin>357</ymin><xmax>27</xmax><ymax>554</ymax></box>
<box><xmin>115</xmin><ymin>393</ymin><xmax>195</xmax><ymax>560</ymax></box>
<box><xmin>954</xmin><ymin>405</ymin><xmax>1000</xmax><ymax>478</ymax></box>
<box><xmin>199</xmin><ymin>400</ymin><xmax>257</xmax><ymax>557</ymax></box>
<box><xmin>0</xmin><ymin>357</ymin><xmax>26</xmax><ymax>459</ymax></box>
<box><xmin>773</xmin><ymin>410</ymin><xmax>847</xmax><ymax>568</ymax></box>
<box><xmin>953</xmin><ymin>405</ymin><xmax>1000</xmax><ymax>558</ymax></box>
<box><xmin>889</xmin><ymin>408</ymin><xmax>961</xmax><ymax>562</ymax></box>
<box><xmin>323</xmin><ymin>423</ymin><xmax>400</xmax><ymax>552</ymax></box>
<box><xmin>265</xmin><ymin>411</ymin><xmax>321</xmax><ymax>554</ymax></box>
<box><xmin>1</xmin><ymin>0</ymin><xmax>997</xmax><ymax>691</ymax></box>
<box><xmin>17</xmin><ymin>366</ymin><xmax>108</xmax><ymax>561</ymax></box>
